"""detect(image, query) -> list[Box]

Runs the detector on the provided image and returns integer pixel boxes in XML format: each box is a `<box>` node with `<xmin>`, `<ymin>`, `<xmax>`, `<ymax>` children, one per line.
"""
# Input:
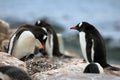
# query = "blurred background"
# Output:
<box><xmin>0</xmin><ymin>0</ymin><xmax>120</xmax><ymax>64</ymax></box>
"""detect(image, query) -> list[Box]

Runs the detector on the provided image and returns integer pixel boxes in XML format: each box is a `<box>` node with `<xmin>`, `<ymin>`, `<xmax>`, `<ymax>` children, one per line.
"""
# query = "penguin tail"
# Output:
<box><xmin>56</xmin><ymin>52</ymin><xmax>74</xmax><ymax>59</ymax></box>
<box><xmin>105</xmin><ymin>65</ymin><xmax>120</xmax><ymax>71</ymax></box>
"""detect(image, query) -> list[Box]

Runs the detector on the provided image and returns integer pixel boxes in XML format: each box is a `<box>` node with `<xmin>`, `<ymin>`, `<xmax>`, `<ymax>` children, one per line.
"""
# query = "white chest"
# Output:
<box><xmin>45</xmin><ymin>34</ymin><xmax>53</xmax><ymax>58</ymax></box>
<box><xmin>79</xmin><ymin>32</ymin><xmax>88</xmax><ymax>62</ymax></box>
<box><xmin>12</xmin><ymin>31</ymin><xmax>36</xmax><ymax>59</ymax></box>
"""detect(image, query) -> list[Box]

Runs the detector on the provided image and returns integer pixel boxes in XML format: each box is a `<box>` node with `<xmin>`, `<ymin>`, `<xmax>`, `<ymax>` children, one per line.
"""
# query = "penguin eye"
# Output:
<box><xmin>43</xmin><ymin>35</ymin><xmax>47</xmax><ymax>40</ymax></box>
<box><xmin>78</xmin><ymin>22</ymin><xmax>83</xmax><ymax>27</ymax></box>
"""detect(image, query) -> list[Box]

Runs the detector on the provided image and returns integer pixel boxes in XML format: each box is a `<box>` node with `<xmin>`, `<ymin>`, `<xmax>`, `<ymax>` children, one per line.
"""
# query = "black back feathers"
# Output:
<box><xmin>35</xmin><ymin>20</ymin><xmax>64</xmax><ymax>57</ymax></box>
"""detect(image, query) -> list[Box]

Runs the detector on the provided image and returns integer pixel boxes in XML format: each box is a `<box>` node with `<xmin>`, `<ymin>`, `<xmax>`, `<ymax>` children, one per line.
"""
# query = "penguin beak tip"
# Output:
<box><xmin>70</xmin><ymin>27</ymin><xmax>76</xmax><ymax>30</ymax></box>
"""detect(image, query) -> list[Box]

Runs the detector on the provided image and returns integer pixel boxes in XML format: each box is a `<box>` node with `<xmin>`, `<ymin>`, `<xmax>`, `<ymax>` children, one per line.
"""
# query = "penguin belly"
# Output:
<box><xmin>12</xmin><ymin>31</ymin><xmax>36</xmax><ymax>59</ymax></box>
<box><xmin>79</xmin><ymin>32</ymin><xmax>89</xmax><ymax>62</ymax></box>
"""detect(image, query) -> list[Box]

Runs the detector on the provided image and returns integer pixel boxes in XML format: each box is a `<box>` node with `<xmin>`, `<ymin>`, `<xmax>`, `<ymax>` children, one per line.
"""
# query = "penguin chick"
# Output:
<box><xmin>0</xmin><ymin>66</ymin><xmax>31</xmax><ymax>80</ymax></box>
<box><xmin>84</xmin><ymin>63</ymin><xmax>104</xmax><ymax>73</ymax></box>
<box><xmin>35</xmin><ymin>20</ymin><xmax>72</xmax><ymax>58</ymax></box>
<box><xmin>70</xmin><ymin>22</ymin><xmax>120</xmax><ymax>71</ymax></box>
<box><xmin>7</xmin><ymin>24</ymin><xmax>47</xmax><ymax>61</ymax></box>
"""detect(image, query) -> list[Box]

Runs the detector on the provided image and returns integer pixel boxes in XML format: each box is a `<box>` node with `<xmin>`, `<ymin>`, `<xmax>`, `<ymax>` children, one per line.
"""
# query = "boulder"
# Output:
<box><xmin>0</xmin><ymin>52</ymin><xmax>27</xmax><ymax>71</ymax></box>
<box><xmin>0</xmin><ymin>20</ymin><xmax>9</xmax><ymax>35</ymax></box>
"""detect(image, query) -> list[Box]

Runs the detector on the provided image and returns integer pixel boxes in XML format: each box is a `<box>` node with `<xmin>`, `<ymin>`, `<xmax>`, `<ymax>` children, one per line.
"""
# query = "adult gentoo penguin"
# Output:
<box><xmin>35</xmin><ymin>20</ymin><xmax>72</xmax><ymax>58</ymax></box>
<box><xmin>0</xmin><ymin>66</ymin><xmax>31</xmax><ymax>80</ymax></box>
<box><xmin>70</xmin><ymin>22</ymin><xmax>120</xmax><ymax>71</ymax></box>
<box><xmin>7</xmin><ymin>24</ymin><xmax>47</xmax><ymax>61</ymax></box>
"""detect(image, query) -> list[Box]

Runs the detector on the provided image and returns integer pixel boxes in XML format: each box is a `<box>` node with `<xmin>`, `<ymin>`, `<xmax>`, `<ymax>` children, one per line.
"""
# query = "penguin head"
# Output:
<box><xmin>35</xmin><ymin>20</ymin><xmax>44</xmax><ymax>26</ymax></box>
<box><xmin>83</xmin><ymin>63</ymin><xmax>104</xmax><ymax>74</ymax></box>
<box><xmin>41</xmin><ymin>34</ymin><xmax>47</xmax><ymax>49</ymax></box>
<box><xmin>70</xmin><ymin>22</ymin><xmax>91</xmax><ymax>32</ymax></box>
<box><xmin>35</xmin><ymin>20</ymin><xmax>50</xmax><ymax>27</ymax></box>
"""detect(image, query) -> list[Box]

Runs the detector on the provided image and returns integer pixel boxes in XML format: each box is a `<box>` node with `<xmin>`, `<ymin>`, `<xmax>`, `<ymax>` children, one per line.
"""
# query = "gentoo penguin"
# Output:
<box><xmin>7</xmin><ymin>24</ymin><xmax>47</xmax><ymax>61</ymax></box>
<box><xmin>0</xmin><ymin>66</ymin><xmax>31</xmax><ymax>80</ymax></box>
<box><xmin>70</xmin><ymin>22</ymin><xmax>120</xmax><ymax>71</ymax></box>
<box><xmin>84</xmin><ymin>63</ymin><xmax>103</xmax><ymax>73</ymax></box>
<box><xmin>35</xmin><ymin>20</ymin><xmax>72</xmax><ymax>58</ymax></box>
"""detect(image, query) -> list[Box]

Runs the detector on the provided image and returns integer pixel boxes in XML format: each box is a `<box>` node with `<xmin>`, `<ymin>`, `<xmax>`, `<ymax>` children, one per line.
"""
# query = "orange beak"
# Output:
<box><xmin>70</xmin><ymin>27</ymin><xmax>76</xmax><ymax>30</ymax></box>
<box><xmin>42</xmin><ymin>42</ymin><xmax>45</xmax><ymax>49</ymax></box>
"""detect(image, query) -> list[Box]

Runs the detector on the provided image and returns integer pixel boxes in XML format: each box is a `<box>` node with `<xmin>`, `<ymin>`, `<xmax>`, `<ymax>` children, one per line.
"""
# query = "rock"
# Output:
<box><xmin>0</xmin><ymin>52</ymin><xmax>27</xmax><ymax>71</ymax></box>
<box><xmin>8</xmin><ymin>28</ymin><xmax>17</xmax><ymax>37</ymax></box>
<box><xmin>0</xmin><ymin>33</ymin><xmax>8</xmax><ymax>52</ymax></box>
<box><xmin>0</xmin><ymin>20</ymin><xmax>10</xmax><ymax>51</ymax></box>
<box><xmin>26</xmin><ymin>58</ymin><xmax>61</xmax><ymax>75</ymax></box>
<box><xmin>104</xmin><ymin>69</ymin><xmax>120</xmax><ymax>76</ymax></box>
<box><xmin>0</xmin><ymin>72</ymin><xmax>11</xmax><ymax>80</ymax></box>
<box><xmin>1</xmin><ymin>39</ymin><xmax>9</xmax><ymax>52</ymax></box>
<box><xmin>32</xmin><ymin>72</ymin><xmax>120</xmax><ymax>80</ymax></box>
<box><xmin>0</xmin><ymin>20</ymin><xmax>9</xmax><ymax>35</ymax></box>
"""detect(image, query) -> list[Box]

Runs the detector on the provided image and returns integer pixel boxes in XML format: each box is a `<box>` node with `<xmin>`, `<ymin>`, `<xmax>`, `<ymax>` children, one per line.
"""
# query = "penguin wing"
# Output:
<box><xmin>86</xmin><ymin>34</ymin><xmax>94</xmax><ymax>62</ymax></box>
<box><xmin>8</xmin><ymin>34</ymin><xmax>19</xmax><ymax>54</ymax></box>
<box><xmin>8</xmin><ymin>28</ymin><xmax>26</xmax><ymax>54</ymax></box>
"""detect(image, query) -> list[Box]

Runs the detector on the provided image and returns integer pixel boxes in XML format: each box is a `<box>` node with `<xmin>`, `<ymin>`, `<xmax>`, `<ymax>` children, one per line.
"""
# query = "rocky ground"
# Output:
<box><xmin>25</xmin><ymin>57</ymin><xmax>120</xmax><ymax>80</ymax></box>
<box><xmin>0</xmin><ymin>52</ymin><xmax>120</xmax><ymax>80</ymax></box>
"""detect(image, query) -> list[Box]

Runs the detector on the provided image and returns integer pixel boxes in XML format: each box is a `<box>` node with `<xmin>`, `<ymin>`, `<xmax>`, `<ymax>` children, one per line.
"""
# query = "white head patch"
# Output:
<box><xmin>43</xmin><ymin>35</ymin><xmax>47</xmax><ymax>40</ymax></box>
<box><xmin>37</xmin><ymin>20</ymin><xmax>41</xmax><ymax>24</ymax></box>
<box><xmin>79</xmin><ymin>22</ymin><xmax>83</xmax><ymax>27</ymax></box>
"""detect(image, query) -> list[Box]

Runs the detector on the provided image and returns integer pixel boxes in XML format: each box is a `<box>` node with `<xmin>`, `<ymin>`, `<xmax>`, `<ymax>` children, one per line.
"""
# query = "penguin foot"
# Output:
<box><xmin>20</xmin><ymin>54</ymin><xmax>34</xmax><ymax>61</ymax></box>
<box><xmin>105</xmin><ymin>66</ymin><xmax>120</xmax><ymax>71</ymax></box>
<box><xmin>60</xmin><ymin>54</ymin><xmax>74</xmax><ymax>59</ymax></box>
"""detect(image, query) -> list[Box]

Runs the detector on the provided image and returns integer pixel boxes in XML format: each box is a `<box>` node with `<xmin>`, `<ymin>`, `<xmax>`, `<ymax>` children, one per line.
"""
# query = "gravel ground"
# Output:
<box><xmin>26</xmin><ymin>57</ymin><xmax>72</xmax><ymax>75</ymax></box>
<box><xmin>26</xmin><ymin>57</ymin><xmax>120</xmax><ymax>80</ymax></box>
